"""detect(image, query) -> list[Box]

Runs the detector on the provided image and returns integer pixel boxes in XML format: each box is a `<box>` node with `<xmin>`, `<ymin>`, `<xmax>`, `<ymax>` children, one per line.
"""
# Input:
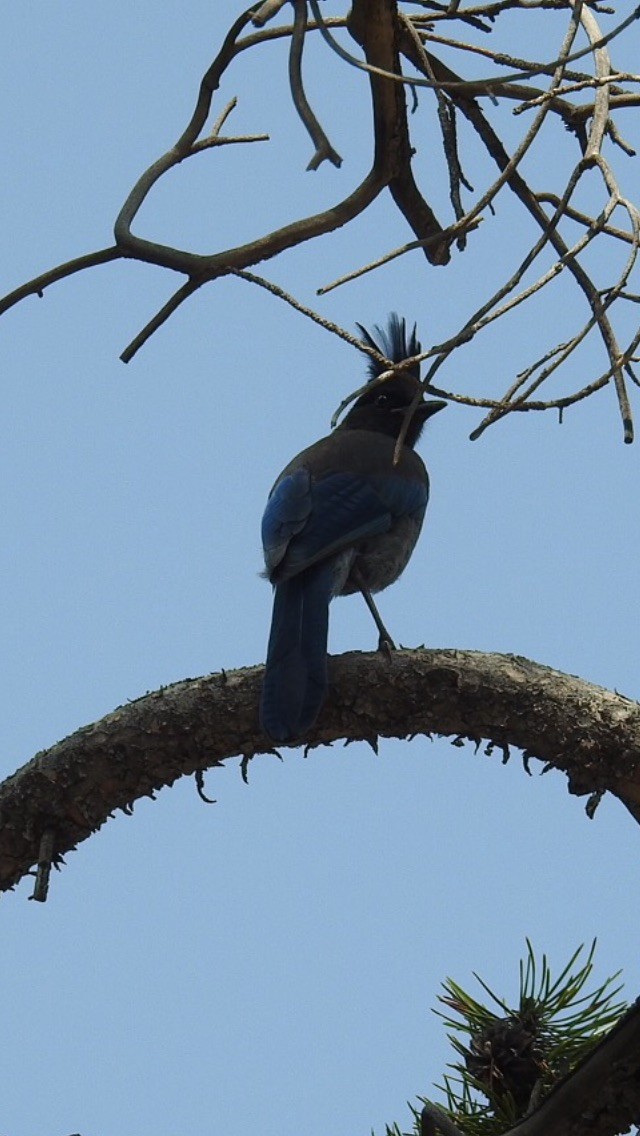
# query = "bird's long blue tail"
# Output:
<box><xmin>260</xmin><ymin>562</ymin><xmax>335</xmax><ymax>743</ymax></box>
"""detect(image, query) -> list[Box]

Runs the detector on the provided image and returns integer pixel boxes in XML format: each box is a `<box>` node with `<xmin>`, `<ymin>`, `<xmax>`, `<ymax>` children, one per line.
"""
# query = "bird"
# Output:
<box><xmin>260</xmin><ymin>313</ymin><xmax>446</xmax><ymax>743</ymax></box>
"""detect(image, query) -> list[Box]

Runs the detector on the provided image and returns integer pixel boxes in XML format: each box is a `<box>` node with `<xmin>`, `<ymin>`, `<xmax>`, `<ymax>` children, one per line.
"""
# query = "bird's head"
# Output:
<box><xmin>342</xmin><ymin>313</ymin><xmax>446</xmax><ymax>446</ymax></box>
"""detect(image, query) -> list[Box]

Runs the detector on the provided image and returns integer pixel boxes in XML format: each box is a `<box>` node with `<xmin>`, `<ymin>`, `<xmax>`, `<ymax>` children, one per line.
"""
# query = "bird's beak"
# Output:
<box><xmin>418</xmin><ymin>399</ymin><xmax>447</xmax><ymax>419</ymax></box>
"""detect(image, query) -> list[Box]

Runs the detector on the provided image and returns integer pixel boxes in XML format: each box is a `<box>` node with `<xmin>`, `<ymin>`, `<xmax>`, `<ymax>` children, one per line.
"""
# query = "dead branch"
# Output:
<box><xmin>1</xmin><ymin>649</ymin><xmax>640</xmax><ymax>897</ymax></box>
<box><xmin>0</xmin><ymin>247</ymin><xmax>122</xmax><ymax>317</ymax></box>
<box><xmin>400</xmin><ymin>15</ymin><xmax>638</xmax><ymax>442</ymax></box>
<box><xmin>346</xmin><ymin>0</ymin><xmax>451</xmax><ymax>264</ymax></box>
<box><xmin>0</xmin><ymin>0</ymin><xmax>638</xmax><ymax>438</ymax></box>
<box><xmin>289</xmin><ymin>0</ymin><xmax>343</xmax><ymax>169</ymax></box>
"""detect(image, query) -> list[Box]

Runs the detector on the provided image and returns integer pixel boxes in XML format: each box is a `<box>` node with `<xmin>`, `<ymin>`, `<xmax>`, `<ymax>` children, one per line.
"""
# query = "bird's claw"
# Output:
<box><xmin>378</xmin><ymin>634</ymin><xmax>396</xmax><ymax>658</ymax></box>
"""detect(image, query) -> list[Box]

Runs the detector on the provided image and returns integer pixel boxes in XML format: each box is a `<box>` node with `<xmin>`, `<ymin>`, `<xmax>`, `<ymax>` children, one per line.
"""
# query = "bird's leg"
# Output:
<box><xmin>351</xmin><ymin>566</ymin><xmax>396</xmax><ymax>653</ymax></box>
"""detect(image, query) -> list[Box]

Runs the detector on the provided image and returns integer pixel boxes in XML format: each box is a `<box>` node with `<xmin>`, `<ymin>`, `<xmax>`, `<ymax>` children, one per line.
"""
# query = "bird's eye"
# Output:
<box><xmin>376</xmin><ymin>393</ymin><xmax>390</xmax><ymax>406</ymax></box>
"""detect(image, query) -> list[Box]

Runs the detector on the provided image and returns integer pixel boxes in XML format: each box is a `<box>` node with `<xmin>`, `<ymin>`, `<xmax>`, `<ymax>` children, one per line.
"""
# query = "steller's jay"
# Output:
<box><xmin>260</xmin><ymin>313</ymin><xmax>446</xmax><ymax>743</ymax></box>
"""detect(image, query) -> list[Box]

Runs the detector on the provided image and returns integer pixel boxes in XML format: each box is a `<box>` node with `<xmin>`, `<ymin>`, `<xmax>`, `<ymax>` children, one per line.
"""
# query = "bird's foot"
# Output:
<box><xmin>378</xmin><ymin>633</ymin><xmax>396</xmax><ymax>658</ymax></box>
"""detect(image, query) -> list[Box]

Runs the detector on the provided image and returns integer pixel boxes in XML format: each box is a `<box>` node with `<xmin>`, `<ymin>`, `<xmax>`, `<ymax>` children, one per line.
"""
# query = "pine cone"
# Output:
<box><xmin>464</xmin><ymin>1011</ymin><xmax>546</xmax><ymax>1112</ymax></box>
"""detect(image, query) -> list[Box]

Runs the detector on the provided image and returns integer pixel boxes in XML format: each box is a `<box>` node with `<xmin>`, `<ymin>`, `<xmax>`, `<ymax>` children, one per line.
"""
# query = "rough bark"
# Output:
<box><xmin>1</xmin><ymin>648</ymin><xmax>639</xmax><ymax>895</ymax></box>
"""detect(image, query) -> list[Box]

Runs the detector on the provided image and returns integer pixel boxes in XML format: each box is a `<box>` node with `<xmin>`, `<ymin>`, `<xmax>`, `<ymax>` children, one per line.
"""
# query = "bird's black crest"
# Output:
<box><xmin>356</xmin><ymin>313</ymin><xmax>421</xmax><ymax>382</ymax></box>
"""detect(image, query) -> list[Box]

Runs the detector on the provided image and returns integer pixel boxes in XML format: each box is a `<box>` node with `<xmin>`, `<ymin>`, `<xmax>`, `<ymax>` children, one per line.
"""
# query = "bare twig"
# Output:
<box><xmin>513</xmin><ymin>73</ymin><xmax>639</xmax><ymax>113</ymax></box>
<box><xmin>0</xmin><ymin>247</ymin><xmax>122</xmax><ymax>317</ymax></box>
<box><xmin>30</xmin><ymin>828</ymin><xmax>56</xmax><ymax>904</ymax></box>
<box><xmin>317</xmin><ymin>215</ymin><xmax>482</xmax><ymax>295</ymax></box>
<box><xmin>236</xmin><ymin>14</ymin><xmax>348</xmax><ymax>53</ymax></box>
<box><xmin>536</xmin><ymin>194</ymin><xmax>635</xmax><ymax>243</ymax></box>
<box><xmin>252</xmin><ymin>0</ymin><xmax>289</xmax><ymax>27</ymax></box>
<box><xmin>229</xmin><ymin>268</ymin><xmax>376</xmax><ymax>355</ymax></box>
<box><xmin>400</xmin><ymin>13</ymin><xmax>473</xmax><ymax>245</ymax></box>
<box><xmin>606</xmin><ymin>114</ymin><xmax>638</xmax><ymax>155</ymax></box>
<box><xmin>412</xmin><ymin>33</ymin><xmax>636</xmax><ymax>441</ymax></box>
<box><xmin>579</xmin><ymin>0</ymin><xmax>611</xmax><ymax>159</ymax></box>
<box><xmin>308</xmin><ymin>0</ymin><xmax>640</xmax><ymax>92</ymax></box>
<box><xmin>120</xmin><ymin>279</ymin><xmax>202</xmax><ymax>363</ymax></box>
<box><xmin>288</xmin><ymin>0</ymin><xmax>343</xmax><ymax>170</ymax></box>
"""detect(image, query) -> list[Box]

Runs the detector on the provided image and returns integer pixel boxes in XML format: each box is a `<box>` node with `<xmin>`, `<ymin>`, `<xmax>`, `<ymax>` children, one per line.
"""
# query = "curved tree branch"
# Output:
<box><xmin>1</xmin><ymin>649</ymin><xmax>639</xmax><ymax>897</ymax></box>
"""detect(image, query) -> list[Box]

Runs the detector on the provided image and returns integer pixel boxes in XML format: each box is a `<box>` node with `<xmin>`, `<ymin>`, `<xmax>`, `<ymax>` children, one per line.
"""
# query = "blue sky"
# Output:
<box><xmin>1</xmin><ymin>4</ymin><xmax>639</xmax><ymax>1136</ymax></box>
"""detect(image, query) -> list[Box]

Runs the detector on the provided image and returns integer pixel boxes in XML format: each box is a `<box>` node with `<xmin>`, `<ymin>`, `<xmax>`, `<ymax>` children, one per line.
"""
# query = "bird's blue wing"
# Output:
<box><xmin>262</xmin><ymin>468</ymin><xmax>427</xmax><ymax>580</ymax></box>
<box><xmin>262</xmin><ymin>468</ymin><xmax>314</xmax><ymax>575</ymax></box>
<box><xmin>368</xmin><ymin>471</ymin><xmax>428</xmax><ymax>523</ymax></box>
